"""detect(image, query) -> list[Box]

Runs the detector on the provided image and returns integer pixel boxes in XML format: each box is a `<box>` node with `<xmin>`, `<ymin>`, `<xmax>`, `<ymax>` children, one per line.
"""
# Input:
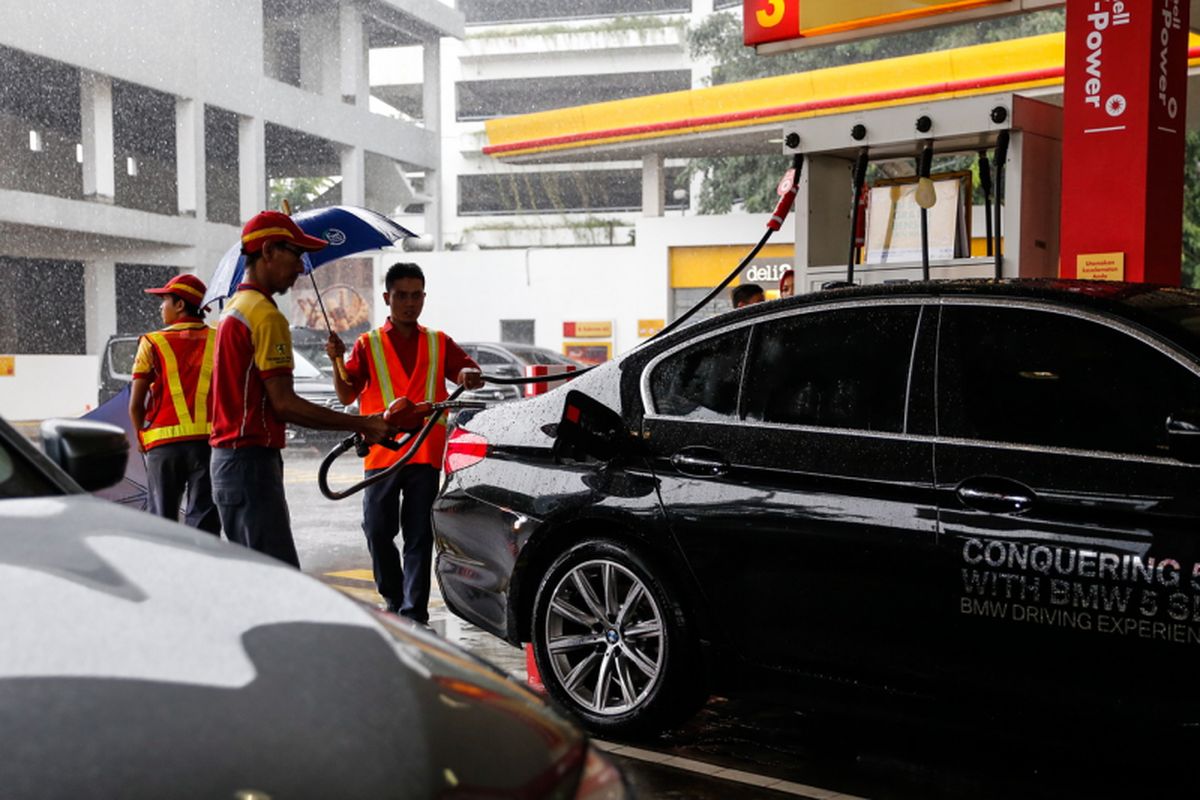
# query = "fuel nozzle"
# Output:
<box><xmin>767</xmin><ymin>152</ymin><xmax>805</xmax><ymax>231</ymax></box>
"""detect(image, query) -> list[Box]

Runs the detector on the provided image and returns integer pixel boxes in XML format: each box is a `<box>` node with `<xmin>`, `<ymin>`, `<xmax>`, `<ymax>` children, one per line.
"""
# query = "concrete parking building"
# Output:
<box><xmin>373</xmin><ymin>0</ymin><xmax>738</xmax><ymax>249</ymax></box>
<box><xmin>0</xmin><ymin>0</ymin><xmax>461</xmax><ymax>419</ymax></box>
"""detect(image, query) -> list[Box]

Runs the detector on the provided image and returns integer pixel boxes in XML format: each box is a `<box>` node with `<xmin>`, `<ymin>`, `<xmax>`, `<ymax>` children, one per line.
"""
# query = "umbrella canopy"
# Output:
<box><xmin>201</xmin><ymin>206</ymin><xmax>416</xmax><ymax>309</ymax></box>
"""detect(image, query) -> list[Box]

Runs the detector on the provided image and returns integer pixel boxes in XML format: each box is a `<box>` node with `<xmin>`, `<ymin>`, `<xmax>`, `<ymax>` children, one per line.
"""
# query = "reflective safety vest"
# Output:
<box><xmin>140</xmin><ymin>326</ymin><xmax>216</xmax><ymax>450</ymax></box>
<box><xmin>357</xmin><ymin>325</ymin><xmax>448</xmax><ymax>471</ymax></box>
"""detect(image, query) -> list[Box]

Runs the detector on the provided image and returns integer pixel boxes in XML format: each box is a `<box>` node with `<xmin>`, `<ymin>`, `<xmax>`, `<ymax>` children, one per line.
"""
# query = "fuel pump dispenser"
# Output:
<box><xmin>780</xmin><ymin>92</ymin><xmax>1061</xmax><ymax>292</ymax></box>
<box><xmin>317</xmin><ymin>95</ymin><xmax>1061</xmax><ymax>492</ymax></box>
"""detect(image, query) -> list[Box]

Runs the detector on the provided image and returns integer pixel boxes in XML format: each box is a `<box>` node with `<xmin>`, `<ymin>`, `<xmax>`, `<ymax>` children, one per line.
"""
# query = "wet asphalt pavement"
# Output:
<box><xmin>285</xmin><ymin>445</ymin><xmax>1195</xmax><ymax>800</ymax></box>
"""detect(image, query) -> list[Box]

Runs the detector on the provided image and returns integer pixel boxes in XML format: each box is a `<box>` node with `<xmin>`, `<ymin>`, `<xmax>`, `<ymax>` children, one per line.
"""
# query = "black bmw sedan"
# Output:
<box><xmin>433</xmin><ymin>279</ymin><xmax>1200</xmax><ymax>737</ymax></box>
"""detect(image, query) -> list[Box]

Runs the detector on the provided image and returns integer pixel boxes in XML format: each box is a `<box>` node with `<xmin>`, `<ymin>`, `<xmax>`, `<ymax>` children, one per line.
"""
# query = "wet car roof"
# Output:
<box><xmin>667</xmin><ymin>279</ymin><xmax>1200</xmax><ymax>360</ymax></box>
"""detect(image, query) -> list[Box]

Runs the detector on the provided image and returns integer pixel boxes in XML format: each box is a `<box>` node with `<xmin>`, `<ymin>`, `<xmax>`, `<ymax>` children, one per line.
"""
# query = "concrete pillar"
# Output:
<box><xmin>642</xmin><ymin>154</ymin><xmax>665</xmax><ymax>217</ymax></box>
<box><xmin>80</xmin><ymin>71</ymin><xmax>115</xmax><ymax>203</ymax></box>
<box><xmin>424</xmin><ymin>167</ymin><xmax>442</xmax><ymax>250</ymax></box>
<box><xmin>425</xmin><ymin>40</ymin><xmax>444</xmax><ymax>249</ymax></box>
<box><xmin>84</xmin><ymin>261</ymin><xmax>117</xmax><ymax>355</ymax></box>
<box><xmin>340</xmin><ymin>145</ymin><xmax>366</xmax><ymax>206</ymax></box>
<box><xmin>793</xmin><ymin>155</ymin><xmax>853</xmax><ymax>292</ymax></box>
<box><xmin>300</xmin><ymin>7</ymin><xmax>340</xmax><ymax>97</ymax></box>
<box><xmin>340</xmin><ymin>4</ymin><xmax>368</xmax><ymax>106</ymax></box>
<box><xmin>175</xmin><ymin>97</ymin><xmax>205</xmax><ymax>218</ymax></box>
<box><xmin>423</xmin><ymin>39</ymin><xmax>441</xmax><ymax>131</ymax></box>
<box><xmin>238</xmin><ymin>115</ymin><xmax>266</xmax><ymax>220</ymax></box>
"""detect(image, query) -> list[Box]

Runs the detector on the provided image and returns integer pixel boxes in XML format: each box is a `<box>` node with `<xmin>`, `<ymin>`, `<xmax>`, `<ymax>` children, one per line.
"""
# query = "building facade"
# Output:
<box><xmin>0</xmin><ymin>0</ymin><xmax>461</xmax><ymax>418</ymax></box>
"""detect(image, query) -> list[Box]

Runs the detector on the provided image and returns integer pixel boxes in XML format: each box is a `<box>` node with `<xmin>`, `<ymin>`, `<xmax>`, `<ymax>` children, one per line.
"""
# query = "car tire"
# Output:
<box><xmin>531</xmin><ymin>538</ymin><xmax>705</xmax><ymax>737</ymax></box>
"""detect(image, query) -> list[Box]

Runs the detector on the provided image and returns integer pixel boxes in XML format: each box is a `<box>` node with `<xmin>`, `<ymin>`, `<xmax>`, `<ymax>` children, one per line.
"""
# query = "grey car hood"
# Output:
<box><xmin>0</xmin><ymin>497</ymin><xmax>586</xmax><ymax>799</ymax></box>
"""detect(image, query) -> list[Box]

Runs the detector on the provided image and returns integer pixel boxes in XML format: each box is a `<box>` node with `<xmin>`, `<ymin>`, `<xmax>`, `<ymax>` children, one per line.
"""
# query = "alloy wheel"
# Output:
<box><xmin>542</xmin><ymin>558</ymin><xmax>665</xmax><ymax>716</ymax></box>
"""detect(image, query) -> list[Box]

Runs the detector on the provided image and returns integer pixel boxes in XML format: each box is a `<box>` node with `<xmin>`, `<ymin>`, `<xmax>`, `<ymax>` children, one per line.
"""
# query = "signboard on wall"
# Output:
<box><xmin>563</xmin><ymin>321</ymin><xmax>613</xmax><ymax>338</ymax></box>
<box><xmin>638</xmin><ymin>320</ymin><xmax>665</xmax><ymax>338</ymax></box>
<box><xmin>291</xmin><ymin>257</ymin><xmax>374</xmax><ymax>335</ymax></box>
<box><xmin>564</xmin><ymin>342</ymin><xmax>612</xmax><ymax>366</ymax></box>
<box><xmin>744</xmin><ymin>0</ymin><xmax>1013</xmax><ymax>47</ymax></box>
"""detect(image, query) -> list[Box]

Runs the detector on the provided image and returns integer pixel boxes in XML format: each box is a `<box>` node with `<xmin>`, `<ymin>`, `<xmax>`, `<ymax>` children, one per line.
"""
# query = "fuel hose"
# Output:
<box><xmin>993</xmin><ymin>130</ymin><xmax>1010</xmax><ymax>280</ymax></box>
<box><xmin>846</xmin><ymin>148</ymin><xmax>869</xmax><ymax>285</ymax></box>
<box><xmin>978</xmin><ymin>150</ymin><xmax>994</xmax><ymax>258</ymax></box>
<box><xmin>918</xmin><ymin>142</ymin><xmax>934</xmax><ymax>281</ymax></box>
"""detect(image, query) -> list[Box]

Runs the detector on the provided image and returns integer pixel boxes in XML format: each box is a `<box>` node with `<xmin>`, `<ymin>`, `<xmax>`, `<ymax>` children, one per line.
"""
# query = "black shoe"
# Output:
<box><xmin>379</xmin><ymin>599</ymin><xmax>401</xmax><ymax>614</ymax></box>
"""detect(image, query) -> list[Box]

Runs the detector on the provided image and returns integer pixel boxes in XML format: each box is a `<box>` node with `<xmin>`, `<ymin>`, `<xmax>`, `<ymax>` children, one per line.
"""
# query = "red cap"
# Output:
<box><xmin>240</xmin><ymin>210</ymin><xmax>328</xmax><ymax>254</ymax></box>
<box><xmin>145</xmin><ymin>274</ymin><xmax>209</xmax><ymax>306</ymax></box>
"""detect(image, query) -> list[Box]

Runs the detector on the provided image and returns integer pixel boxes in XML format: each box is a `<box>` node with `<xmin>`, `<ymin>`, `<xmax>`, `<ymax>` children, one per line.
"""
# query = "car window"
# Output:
<box><xmin>650</xmin><ymin>328</ymin><xmax>749</xmax><ymax>420</ymax></box>
<box><xmin>107</xmin><ymin>338</ymin><xmax>140</xmax><ymax>378</ymax></box>
<box><xmin>938</xmin><ymin>305</ymin><xmax>1200</xmax><ymax>457</ymax></box>
<box><xmin>0</xmin><ymin>434</ymin><xmax>59</xmax><ymax>499</ymax></box>
<box><xmin>473</xmin><ymin>348</ymin><xmax>514</xmax><ymax>366</ymax></box>
<box><xmin>507</xmin><ymin>346</ymin><xmax>572</xmax><ymax>366</ymax></box>
<box><xmin>741</xmin><ymin>305</ymin><xmax>919</xmax><ymax>433</ymax></box>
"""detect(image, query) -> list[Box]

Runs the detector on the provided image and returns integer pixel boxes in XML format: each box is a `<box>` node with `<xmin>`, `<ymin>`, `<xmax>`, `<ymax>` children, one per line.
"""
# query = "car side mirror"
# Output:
<box><xmin>552</xmin><ymin>390</ymin><xmax>627</xmax><ymax>464</ymax></box>
<box><xmin>1167</xmin><ymin>412</ymin><xmax>1200</xmax><ymax>464</ymax></box>
<box><xmin>39</xmin><ymin>419</ymin><xmax>129</xmax><ymax>491</ymax></box>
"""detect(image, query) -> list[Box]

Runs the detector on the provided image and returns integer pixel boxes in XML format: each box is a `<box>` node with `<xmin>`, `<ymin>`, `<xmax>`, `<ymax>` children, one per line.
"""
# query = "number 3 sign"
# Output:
<box><xmin>744</xmin><ymin>0</ymin><xmax>799</xmax><ymax>46</ymax></box>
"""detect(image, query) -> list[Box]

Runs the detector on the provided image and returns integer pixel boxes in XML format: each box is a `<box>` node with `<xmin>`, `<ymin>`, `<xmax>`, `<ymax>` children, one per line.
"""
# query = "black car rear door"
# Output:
<box><xmin>933</xmin><ymin>300</ymin><xmax>1200</xmax><ymax>718</ymax></box>
<box><xmin>642</xmin><ymin>300</ymin><xmax>941</xmax><ymax>688</ymax></box>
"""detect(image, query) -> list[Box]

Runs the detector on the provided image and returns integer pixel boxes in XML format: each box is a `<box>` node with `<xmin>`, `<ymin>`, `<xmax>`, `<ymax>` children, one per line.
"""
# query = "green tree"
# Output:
<box><xmin>269</xmin><ymin>176</ymin><xmax>335</xmax><ymax>213</ymax></box>
<box><xmin>686</xmin><ymin>10</ymin><xmax>1065</xmax><ymax>213</ymax></box>
<box><xmin>1184</xmin><ymin>131</ymin><xmax>1200</xmax><ymax>287</ymax></box>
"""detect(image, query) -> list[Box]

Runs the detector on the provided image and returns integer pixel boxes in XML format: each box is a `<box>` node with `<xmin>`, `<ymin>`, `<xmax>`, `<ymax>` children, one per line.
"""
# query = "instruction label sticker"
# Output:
<box><xmin>1077</xmin><ymin>252</ymin><xmax>1125</xmax><ymax>281</ymax></box>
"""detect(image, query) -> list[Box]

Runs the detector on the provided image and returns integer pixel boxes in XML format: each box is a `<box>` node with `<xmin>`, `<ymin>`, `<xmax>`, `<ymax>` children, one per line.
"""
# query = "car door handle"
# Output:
<box><xmin>955</xmin><ymin>477</ymin><xmax>1036</xmax><ymax>515</ymax></box>
<box><xmin>670</xmin><ymin>447</ymin><xmax>730</xmax><ymax>477</ymax></box>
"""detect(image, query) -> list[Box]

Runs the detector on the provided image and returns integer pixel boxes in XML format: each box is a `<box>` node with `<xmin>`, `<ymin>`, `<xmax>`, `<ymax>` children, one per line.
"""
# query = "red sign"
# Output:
<box><xmin>744</xmin><ymin>0</ymin><xmax>1008</xmax><ymax>46</ymax></box>
<box><xmin>1060</xmin><ymin>0</ymin><xmax>1188</xmax><ymax>283</ymax></box>
<box><xmin>744</xmin><ymin>0</ymin><xmax>800</xmax><ymax>46</ymax></box>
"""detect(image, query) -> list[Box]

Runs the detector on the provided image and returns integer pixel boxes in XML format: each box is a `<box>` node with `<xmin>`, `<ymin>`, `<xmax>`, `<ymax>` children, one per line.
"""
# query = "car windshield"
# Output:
<box><xmin>0</xmin><ymin>423</ymin><xmax>59</xmax><ymax>499</ymax></box>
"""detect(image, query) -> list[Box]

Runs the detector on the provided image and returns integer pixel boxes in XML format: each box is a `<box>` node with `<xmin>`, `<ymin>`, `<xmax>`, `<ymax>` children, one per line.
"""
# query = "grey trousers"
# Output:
<box><xmin>210</xmin><ymin>446</ymin><xmax>298</xmax><ymax>568</ymax></box>
<box><xmin>144</xmin><ymin>440</ymin><xmax>220</xmax><ymax>534</ymax></box>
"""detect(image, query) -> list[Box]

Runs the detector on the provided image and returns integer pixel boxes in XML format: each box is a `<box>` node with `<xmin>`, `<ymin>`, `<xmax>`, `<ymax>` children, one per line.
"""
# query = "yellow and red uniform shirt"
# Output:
<box><xmin>344</xmin><ymin>320</ymin><xmax>477</xmax><ymax>471</ymax></box>
<box><xmin>131</xmin><ymin>318</ymin><xmax>215</xmax><ymax>450</ymax></box>
<box><xmin>210</xmin><ymin>283</ymin><xmax>294</xmax><ymax>449</ymax></box>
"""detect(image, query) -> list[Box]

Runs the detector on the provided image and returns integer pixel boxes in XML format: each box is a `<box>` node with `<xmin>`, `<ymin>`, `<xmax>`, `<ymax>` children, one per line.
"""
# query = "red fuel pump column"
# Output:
<box><xmin>1060</xmin><ymin>0</ymin><xmax>1189</xmax><ymax>284</ymax></box>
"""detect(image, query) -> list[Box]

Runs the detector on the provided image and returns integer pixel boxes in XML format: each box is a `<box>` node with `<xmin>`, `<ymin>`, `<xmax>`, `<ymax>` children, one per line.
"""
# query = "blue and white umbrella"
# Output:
<box><xmin>201</xmin><ymin>205</ymin><xmax>416</xmax><ymax>310</ymax></box>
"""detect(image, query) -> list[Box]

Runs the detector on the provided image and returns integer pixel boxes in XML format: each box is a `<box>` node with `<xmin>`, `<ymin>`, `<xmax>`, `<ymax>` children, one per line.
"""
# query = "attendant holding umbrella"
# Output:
<box><xmin>208</xmin><ymin>211</ymin><xmax>421</xmax><ymax>568</ymax></box>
